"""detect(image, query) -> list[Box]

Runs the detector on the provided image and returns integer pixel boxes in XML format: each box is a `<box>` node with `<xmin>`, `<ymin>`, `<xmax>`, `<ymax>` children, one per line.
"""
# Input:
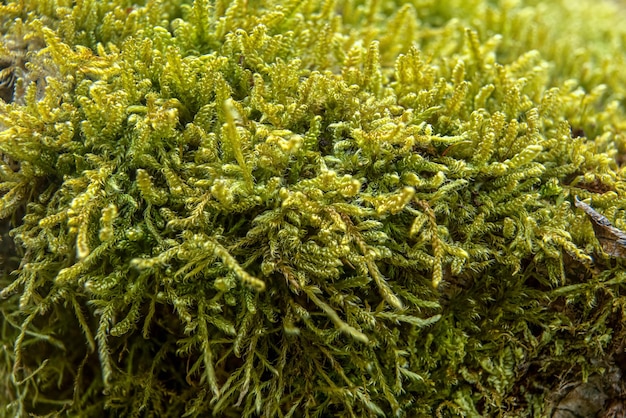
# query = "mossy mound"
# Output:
<box><xmin>2</xmin><ymin>0</ymin><xmax>626</xmax><ymax>416</ymax></box>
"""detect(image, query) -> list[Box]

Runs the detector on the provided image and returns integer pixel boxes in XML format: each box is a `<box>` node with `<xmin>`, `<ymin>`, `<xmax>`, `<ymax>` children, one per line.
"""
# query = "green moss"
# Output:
<box><xmin>1</xmin><ymin>0</ymin><xmax>626</xmax><ymax>416</ymax></box>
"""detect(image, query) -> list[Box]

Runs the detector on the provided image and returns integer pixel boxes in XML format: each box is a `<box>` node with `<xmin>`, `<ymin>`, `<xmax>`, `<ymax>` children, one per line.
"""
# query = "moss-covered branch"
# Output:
<box><xmin>1</xmin><ymin>0</ymin><xmax>626</xmax><ymax>416</ymax></box>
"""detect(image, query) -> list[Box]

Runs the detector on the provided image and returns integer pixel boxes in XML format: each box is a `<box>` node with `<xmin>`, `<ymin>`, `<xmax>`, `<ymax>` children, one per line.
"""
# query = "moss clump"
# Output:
<box><xmin>2</xmin><ymin>0</ymin><xmax>626</xmax><ymax>416</ymax></box>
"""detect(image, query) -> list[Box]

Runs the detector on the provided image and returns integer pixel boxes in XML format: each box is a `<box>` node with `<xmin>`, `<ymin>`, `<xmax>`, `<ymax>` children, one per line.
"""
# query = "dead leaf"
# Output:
<box><xmin>575</xmin><ymin>196</ymin><xmax>626</xmax><ymax>258</ymax></box>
